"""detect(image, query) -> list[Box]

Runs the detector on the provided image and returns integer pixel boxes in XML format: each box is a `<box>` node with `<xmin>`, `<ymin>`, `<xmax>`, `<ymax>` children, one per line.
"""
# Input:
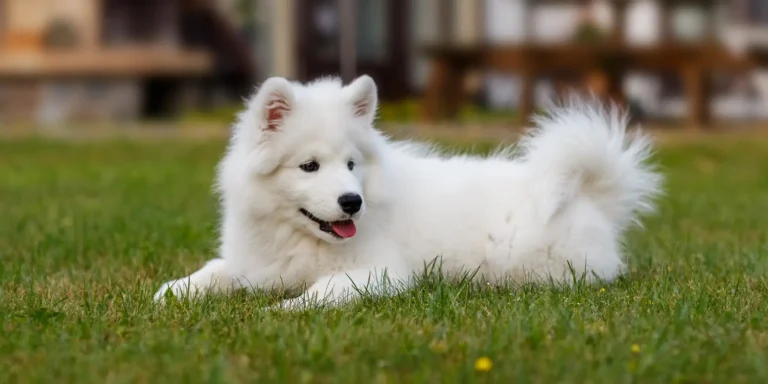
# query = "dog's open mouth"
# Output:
<box><xmin>300</xmin><ymin>209</ymin><xmax>357</xmax><ymax>239</ymax></box>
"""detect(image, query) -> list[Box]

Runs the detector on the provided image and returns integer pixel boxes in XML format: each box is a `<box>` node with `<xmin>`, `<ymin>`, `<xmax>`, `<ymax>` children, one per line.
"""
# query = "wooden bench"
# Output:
<box><xmin>420</xmin><ymin>42</ymin><xmax>768</xmax><ymax>128</ymax></box>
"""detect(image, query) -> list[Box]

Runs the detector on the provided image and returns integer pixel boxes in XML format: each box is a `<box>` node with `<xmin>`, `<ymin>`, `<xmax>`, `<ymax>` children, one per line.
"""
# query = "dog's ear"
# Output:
<box><xmin>252</xmin><ymin>77</ymin><xmax>295</xmax><ymax>132</ymax></box>
<box><xmin>344</xmin><ymin>75</ymin><xmax>378</xmax><ymax>122</ymax></box>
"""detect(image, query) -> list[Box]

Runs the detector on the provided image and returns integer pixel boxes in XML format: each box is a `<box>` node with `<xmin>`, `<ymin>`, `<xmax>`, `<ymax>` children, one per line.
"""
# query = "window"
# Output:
<box><xmin>102</xmin><ymin>0</ymin><xmax>178</xmax><ymax>46</ymax></box>
<box><xmin>356</xmin><ymin>0</ymin><xmax>388</xmax><ymax>61</ymax></box>
<box><xmin>747</xmin><ymin>0</ymin><xmax>768</xmax><ymax>25</ymax></box>
<box><xmin>307</xmin><ymin>0</ymin><xmax>389</xmax><ymax>62</ymax></box>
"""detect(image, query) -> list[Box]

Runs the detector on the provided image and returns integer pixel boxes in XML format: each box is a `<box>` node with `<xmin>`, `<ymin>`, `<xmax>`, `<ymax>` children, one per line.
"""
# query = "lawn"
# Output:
<box><xmin>2</xmin><ymin>133</ymin><xmax>768</xmax><ymax>383</ymax></box>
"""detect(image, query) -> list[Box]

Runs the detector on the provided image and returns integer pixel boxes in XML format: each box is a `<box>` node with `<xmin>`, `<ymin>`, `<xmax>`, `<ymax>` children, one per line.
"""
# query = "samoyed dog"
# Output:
<box><xmin>154</xmin><ymin>75</ymin><xmax>662</xmax><ymax>309</ymax></box>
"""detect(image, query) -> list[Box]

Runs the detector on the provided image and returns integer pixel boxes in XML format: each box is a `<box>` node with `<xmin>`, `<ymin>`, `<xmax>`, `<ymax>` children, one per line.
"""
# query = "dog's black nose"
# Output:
<box><xmin>338</xmin><ymin>193</ymin><xmax>363</xmax><ymax>215</ymax></box>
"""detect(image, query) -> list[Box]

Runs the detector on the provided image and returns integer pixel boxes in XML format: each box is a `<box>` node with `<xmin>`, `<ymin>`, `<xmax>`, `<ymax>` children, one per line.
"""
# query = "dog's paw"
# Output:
<box><xmin>153</xmin><ymin>280</ymin><xmax>176</xmax><ymax>302</ymax></box>
<box><xmin>270</xmin><ymin>296</ymin><xmax>323</xmax><ymax>312</ymax></box>
<box><xmin>273</xmin><ymin>297</ymin><xmax>308</xmax><ymax>311</ymax></box>
<box><xmin>153</xmin><ymin>279</ymin><xmax>200</xmax><ymax>302</ymax></box>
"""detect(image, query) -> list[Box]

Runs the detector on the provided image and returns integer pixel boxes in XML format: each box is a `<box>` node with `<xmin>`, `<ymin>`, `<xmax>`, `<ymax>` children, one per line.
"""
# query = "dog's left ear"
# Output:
<box><xmin>344</xmin><ymin>75</ymin><xmax>378</xmax><ymax>123</ymax></box>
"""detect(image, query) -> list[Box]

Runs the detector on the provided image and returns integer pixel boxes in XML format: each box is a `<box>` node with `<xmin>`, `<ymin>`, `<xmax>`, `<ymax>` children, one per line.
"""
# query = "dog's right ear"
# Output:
<box><xmin>242</xmin><ymin>77</ymin><xmax>294</xmax><ymax>174</ymax></box>
<box><xmin>251</xmin><ymin>77</ymin><xmax>295</xmax><ymax>132</ymax></box>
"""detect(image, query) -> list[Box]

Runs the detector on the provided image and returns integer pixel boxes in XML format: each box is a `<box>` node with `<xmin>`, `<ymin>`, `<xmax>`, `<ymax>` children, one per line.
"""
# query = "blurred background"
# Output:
<box><xmin>1</xmin><ymin>0</ymin><xmax>767</xmax><ymax>130</ymax></box>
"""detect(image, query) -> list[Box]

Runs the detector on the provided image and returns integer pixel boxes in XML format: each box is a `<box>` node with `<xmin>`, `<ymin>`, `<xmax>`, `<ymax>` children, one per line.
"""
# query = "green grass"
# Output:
<box><xmin>2</xmin><ymin>135</ymin><xmax>768</xmax><ymax>383</ymax></box>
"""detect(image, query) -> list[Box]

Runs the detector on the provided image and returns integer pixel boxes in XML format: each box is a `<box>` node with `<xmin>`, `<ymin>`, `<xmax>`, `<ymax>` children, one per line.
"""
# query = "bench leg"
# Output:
<box><xmin>422</xmin><ymin>59</ymin><xmax>463</xmax><ymax>122</ymax></box>
<box><xmin>684</xmin><ymin>65</ymin><xmax>711</xmax><ymax>130</ymax></box>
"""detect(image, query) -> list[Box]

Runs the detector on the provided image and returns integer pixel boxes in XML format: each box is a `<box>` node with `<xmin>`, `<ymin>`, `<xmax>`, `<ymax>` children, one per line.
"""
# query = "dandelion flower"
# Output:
<box><xmin>631</xmin><ymin>344</ymin><xmax>640</xmax><ymax>353</ymax></box>
<box><xmin>475</xmin><ymin>356</ymin><xmax>492</xmax><ymax>372</ymax></box>
<box><xmin>600</xmin><ymin>288</ymin><xmax>606</xmax><ymax>293</ymax></box>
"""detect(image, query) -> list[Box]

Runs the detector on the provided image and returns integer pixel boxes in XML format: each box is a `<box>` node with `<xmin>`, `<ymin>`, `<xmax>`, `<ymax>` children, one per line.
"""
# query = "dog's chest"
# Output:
<box><xmin>275</xmin><ymin>241</ymin><xmax>350</xmax><ymax>284</ymax></box>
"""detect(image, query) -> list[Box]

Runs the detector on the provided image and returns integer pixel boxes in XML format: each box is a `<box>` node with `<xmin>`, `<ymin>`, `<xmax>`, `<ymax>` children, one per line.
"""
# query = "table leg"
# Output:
<box><xmin>518</xmin><ymin>68</ymin><xmax>535</xmax><ymax>126</ymax></box>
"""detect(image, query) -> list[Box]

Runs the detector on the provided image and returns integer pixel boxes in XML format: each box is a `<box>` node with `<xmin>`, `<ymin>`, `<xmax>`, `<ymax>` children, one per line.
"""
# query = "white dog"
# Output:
<box><xmin>154</xmin><ymin>75</ymin><xmax>663</xmax><ymax>309</ymax></box>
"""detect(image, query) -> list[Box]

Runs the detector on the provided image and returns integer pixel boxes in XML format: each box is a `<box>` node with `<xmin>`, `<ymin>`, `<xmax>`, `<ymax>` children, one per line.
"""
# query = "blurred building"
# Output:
<box><xmin>0</xmin><ymin>0</ymin><xmax>255</xmax><ymax>125</ymax></box>
<box><xmin>4</xmin><ymin>0</ymin><xmax>768</xmax><ymax>124</ymax></box>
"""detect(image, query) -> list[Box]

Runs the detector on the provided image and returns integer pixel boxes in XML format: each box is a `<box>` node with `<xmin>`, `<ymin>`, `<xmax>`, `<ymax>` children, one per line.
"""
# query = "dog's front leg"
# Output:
<box><xmin>154</xmin><ymin>258</ymin><xmax>236</xmax><ymax>302</ymax></box>
<box><xmin>275</xmin><ymin>267</ymin><xmax>408</xmax><ymax>310</ymax></box>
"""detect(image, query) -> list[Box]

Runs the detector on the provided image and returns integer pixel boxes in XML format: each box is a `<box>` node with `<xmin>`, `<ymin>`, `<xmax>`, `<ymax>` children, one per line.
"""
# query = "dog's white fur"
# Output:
<box><xmin>154</xmin><ymin>75</ymin><xmax>663</xmax><ymax>309</ymax></box>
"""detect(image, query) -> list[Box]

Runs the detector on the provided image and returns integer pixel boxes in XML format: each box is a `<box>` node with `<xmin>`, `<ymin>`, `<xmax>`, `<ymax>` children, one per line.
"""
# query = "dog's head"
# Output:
<box><xmin>227</xmin><ymin>75</ymin><xmax>385</xmax><ymax>243</ymax></box>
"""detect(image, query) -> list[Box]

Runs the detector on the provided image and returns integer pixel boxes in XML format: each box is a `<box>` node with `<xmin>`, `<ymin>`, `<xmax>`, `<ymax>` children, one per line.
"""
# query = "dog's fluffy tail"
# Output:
<box><xmin>518</xmin><ymin>97</ymin><xmax>663</xmax><ymax>230</ymax></box>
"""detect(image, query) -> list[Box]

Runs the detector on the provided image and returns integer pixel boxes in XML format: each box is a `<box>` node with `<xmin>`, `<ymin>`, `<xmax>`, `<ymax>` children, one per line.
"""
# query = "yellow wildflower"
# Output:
<box><xmin>475</xmin><ymin>356</ymin><xmax>493</xmax><ymax>372</ymax></box>
<box><xmin>631</xmin><ymin>344</ymin><xmax>640</xmax><ymax>353</ymax></box>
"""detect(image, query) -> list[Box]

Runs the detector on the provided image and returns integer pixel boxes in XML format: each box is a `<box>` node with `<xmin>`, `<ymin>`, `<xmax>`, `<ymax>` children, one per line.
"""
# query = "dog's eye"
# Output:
<box><xmin>300</xmin><ymin>160</ymin><xmax>320</xmax><ymax>172</ymax></box>
<box><xmin>347</xmin><ymin>160</ymin><xmax>355</xmax><ymax>171</ymax></box>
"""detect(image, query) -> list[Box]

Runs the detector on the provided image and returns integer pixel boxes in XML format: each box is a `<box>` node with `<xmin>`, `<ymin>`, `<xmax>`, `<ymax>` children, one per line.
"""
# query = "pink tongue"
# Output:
<box><xmin>331</xmin><ymin>221</ymin><xmax>357</xmax><ymax>238</ymax></box>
